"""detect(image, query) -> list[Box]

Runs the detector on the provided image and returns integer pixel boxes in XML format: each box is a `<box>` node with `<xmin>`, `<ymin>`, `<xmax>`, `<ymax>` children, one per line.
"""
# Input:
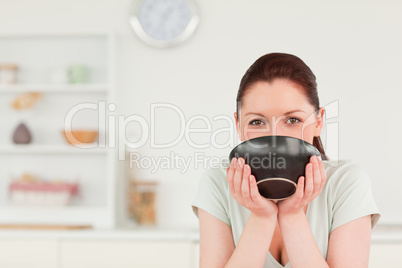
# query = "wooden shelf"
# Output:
<box><xmin>0</xmin><ymin>144</ymin><xmax>109</xmax><ymax>154</ymax></box>
<box><xmin>0</xmin><ymin>84</ymin><xmax>109</xmax><ymax>94</ymax></box>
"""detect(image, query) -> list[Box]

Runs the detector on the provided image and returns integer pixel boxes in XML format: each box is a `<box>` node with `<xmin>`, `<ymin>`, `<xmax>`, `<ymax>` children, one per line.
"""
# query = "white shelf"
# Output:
<box><xmin>0</xmin><ymin>206</ymin><xmax>111</xmax><ymax>228</ymax></box>
<box><xmin>0</xmin><ymin>144</ymin><xmax>109</xmax><ymax>154</ymax></box>
<box><xmin>0</xmin><ymin>31</ymin><xmax>117</xmax><ymax>229</ymax></box>
<box><xmin>0</xmin><ymin>205</ymin><xmax>105</xmax><ymax>213</ymax></box>
<box><xmin>0</xmin><ymin>30</ymin><xmax>114</xmax><ymax>38</ymax></box>
<box><xmin>0</xmin><ymin>84</ymin><xmax>108</xmax><ymax>93</ymax></box>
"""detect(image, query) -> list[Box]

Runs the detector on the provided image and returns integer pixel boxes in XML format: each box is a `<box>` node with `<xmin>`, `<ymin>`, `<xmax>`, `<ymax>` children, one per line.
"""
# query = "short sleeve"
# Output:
<box><xmin>329</xmin><ymin>163</ymin><xmax>381</xmax><ymax>232</ymax></box>
<box><xmin>191</xmin><ymin>167</ymin><xmax>231</xmax><ymax>226</ymax></box>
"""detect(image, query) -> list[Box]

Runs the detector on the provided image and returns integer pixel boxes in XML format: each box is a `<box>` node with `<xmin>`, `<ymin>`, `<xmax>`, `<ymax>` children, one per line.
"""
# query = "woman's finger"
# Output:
<box><xmin>241</xmin><ymin>164</ymin><xmax>252</xmax><ymax>206</ymax></box>
<box><xmin>304</xmin><ymin>162</ymin><xmax>313</xmax><ymax>199</ymax></box>
<box><xmin>233</xmin><ymin>157</ymin><xmax>244</xmax><ymax>195</ymax></box>
<box><xmin>292</xmin><ymin>176</ymin><xmax>305</xmax><ymax>203</ymax></box>
<box><xmin>226</xmin><ymin>158</ymin><xmax>236</xmax><ymax>195</ymax></box>
<box><xmin>249</xmin><ymin>174</ymin><xmax>262</xmax><ymax>205</ymax></box>
<box><xmin>311</xmin><ymin>156</ymin><xmax>321</xmax><ymax>198</ymax></box>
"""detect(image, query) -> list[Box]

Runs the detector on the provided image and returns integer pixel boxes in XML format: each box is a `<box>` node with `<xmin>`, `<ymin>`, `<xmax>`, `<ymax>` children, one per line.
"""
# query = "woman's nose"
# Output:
<box><xmin>269</xmin><ymin>116</ymin><xmax>282</xmax><ymax>136</ymax></box>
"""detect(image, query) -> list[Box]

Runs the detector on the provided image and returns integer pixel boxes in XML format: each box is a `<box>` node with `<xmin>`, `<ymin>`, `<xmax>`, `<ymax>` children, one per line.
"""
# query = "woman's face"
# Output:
<box><xmin>234</xmin><ymin>79</ymin><xmax>324</xmax><ymax>144</ymax></box>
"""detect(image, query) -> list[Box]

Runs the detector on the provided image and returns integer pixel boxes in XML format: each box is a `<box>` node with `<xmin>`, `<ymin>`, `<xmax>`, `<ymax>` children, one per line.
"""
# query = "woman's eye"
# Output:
<box><xmin>286</xmin><ymin>118</ymin><xmax>301</xmax><ymax>124</ymax></box>
<box><xmin>249</xmin><ymin>119</ymin><xmax>264</xmax><ymax>126</ymax></box>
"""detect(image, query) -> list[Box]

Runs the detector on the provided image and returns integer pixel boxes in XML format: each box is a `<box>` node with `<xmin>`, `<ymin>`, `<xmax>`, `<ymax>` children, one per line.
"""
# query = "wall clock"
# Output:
<box><xmin>129</xmin><ymin>0</ymin><xmax>200</xmax><ymax>48</ymax></box>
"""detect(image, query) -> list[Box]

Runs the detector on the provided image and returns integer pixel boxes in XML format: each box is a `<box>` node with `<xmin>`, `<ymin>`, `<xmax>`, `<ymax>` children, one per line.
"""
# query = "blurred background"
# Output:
<box><xmin>0</xmin><ymin>0</ymin><xmax>401</xmax><ymax>267</ymax></box>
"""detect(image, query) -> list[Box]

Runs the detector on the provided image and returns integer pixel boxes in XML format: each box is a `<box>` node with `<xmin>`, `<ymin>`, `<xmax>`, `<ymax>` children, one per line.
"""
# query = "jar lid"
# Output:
<box><xmin>0</xmin><ymin>64</ymin><xmax>18</xmax><ymax>70</ymax></box>
<box><xmin>131</xmin><ymin>180</ymin><xmax>158</xmax><ymax>186</ymax></box>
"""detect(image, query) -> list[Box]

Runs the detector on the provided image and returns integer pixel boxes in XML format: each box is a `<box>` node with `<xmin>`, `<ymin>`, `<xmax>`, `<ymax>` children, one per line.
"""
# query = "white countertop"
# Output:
<box><xmin>0</xmin><ymin>225</ymin><xmax>199</xmax><ymax>241</ymax></box>
<box><xmin>371</xmin><ymin>225</ymin><xmax>402</xmax><ymax>243</ymax></box>
<box><xmin>0</xmin><ymin>224</ymin><xmax>400</xmax><ymax>243</ymax></box>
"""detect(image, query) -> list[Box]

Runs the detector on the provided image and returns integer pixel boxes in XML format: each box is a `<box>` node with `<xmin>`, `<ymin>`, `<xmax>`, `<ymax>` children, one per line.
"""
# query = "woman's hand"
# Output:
<box><xmin>226</xmin><ymin>157</ymin><xmax>278</xmax><ymax>219</ymax></box>
<box><xmin>277</xmin><ymin>155</ymin><xmax>326</xmax><ymax>217</ymax></box>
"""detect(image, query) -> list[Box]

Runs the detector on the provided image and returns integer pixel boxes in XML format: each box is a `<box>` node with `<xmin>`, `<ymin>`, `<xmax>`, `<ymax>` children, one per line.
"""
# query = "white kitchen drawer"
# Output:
<box><xmin>193</xmin><ymin>242</ymin><xmax>200</xmax><ymax>268</ymax></box>
<box><xmin>0</xmin><ymin>239</ymin><xmax>59</xmax><ymax>268</ymax></box>
<box><xmin>369</xmin><ymin>242</ymin><xmax>402</xmax><ymax>267</ymax></box>
<box><xmin>61</xmin><ymin>240</ymin><xmax>193</xmax><ymax>268</ymax></box>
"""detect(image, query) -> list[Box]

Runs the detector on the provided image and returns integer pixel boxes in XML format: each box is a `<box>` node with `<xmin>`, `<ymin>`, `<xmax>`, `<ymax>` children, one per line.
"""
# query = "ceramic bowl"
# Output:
<box><xmin>228</xmin><ymin>135</ymin><xmax>321</xmax><ymax>200</ymax></box>
<box><xmin>62</xmin><ymin>130</ymin><xmax>98</xmax><ymax>145</ymax></box>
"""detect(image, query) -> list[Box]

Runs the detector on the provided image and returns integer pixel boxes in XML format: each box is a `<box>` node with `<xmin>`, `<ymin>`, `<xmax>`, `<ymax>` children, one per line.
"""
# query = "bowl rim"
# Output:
<box><xmin>229</xmin><ymin>135</ymin><xmax>320</xmax><ymax>158</ymax></box>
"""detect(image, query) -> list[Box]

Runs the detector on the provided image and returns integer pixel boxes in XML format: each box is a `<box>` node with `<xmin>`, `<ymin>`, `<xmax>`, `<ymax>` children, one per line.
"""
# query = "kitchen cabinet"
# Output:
<box><xmin>369</xmin><ymin>242</ymin><xmax>402</xmax><ymax>267</ymax></box>
<box><xmin>0</xmin><ymin>235</ymin><xmax>399</xmax><ymax>268</ymax></box>
<box><xmin>194</xmin><ymin>242</ymin><xmax>200</xmax><ymax>268</ymax></box>
<box><xmin>61</xmin><ymin>240</ymin><xmax>195</xmax><ymax>268</ymax></box>
<box><xmin>0</xmin><ymin>32</ymin><xmax>117</xmax><ymax>228</ymax></box>
<box><xmin>0</xmin><ymin>239</ymin><xmax>59</xmax><ymax>268</ymax></box>
<box><xmin>0</xmin><ymin>230</ymin><xmax>199</xmax><ymax>268</ymax></box>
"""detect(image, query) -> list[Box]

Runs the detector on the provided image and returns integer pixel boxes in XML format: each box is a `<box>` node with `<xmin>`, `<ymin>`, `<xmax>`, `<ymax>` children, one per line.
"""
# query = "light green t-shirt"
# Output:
<box><xmin>191</xmin><ymin>158</ymin><xmax>381</xmax><ymax>268</ymax></box>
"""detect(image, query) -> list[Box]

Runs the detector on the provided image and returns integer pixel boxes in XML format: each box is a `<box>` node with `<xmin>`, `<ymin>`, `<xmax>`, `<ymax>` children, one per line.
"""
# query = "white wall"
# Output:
<box><xmin>1</xmin><ymin>0</ymin><xmax>401</xmax><ymax>227</ymax></box>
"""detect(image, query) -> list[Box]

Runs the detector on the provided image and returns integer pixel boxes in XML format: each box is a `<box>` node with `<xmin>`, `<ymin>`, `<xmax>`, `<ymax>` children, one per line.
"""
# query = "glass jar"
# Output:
<box><xmin>127</xmin><ymin>180</ymin><xmax>157</xmax><ymax>225</ymax></box>
<box><xmin>0</xmin><ymin>64</ymin><xmax>18</xmax><ymax>85</ymax></box>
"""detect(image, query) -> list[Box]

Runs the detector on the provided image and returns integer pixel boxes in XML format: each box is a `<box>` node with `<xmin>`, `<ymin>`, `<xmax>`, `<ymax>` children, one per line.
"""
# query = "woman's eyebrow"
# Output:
<box><xmin>244</xmin><ymin>112</ymin><xmax>265</xmax><ymax>117</ymax></box>
<box><xmin>283</xmin><ymin>109</ymin><xmax>306</xmax><ymax>115</ymax></box>
<box><xmin>244</xmin><ymin>109</ymin><xmax>306</xmax><ymax>117</ymax></box>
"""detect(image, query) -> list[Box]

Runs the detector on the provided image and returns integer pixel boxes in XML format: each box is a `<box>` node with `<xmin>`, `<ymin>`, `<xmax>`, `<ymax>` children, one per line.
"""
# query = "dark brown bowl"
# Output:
<box><xmin>228</xmin><ymin>135</ymin><xmax>321</xmax><ymax>200</ymax></box>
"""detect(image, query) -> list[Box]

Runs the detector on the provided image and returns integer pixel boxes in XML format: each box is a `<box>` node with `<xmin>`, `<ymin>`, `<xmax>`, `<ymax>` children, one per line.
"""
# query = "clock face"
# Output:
<box><xmin>130</xmin><ymin>0</ymin><xmax>199</xmax><ymax>48</ymax></box>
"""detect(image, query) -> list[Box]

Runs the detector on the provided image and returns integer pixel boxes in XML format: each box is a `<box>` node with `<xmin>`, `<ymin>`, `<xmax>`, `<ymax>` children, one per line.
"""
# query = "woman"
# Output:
<box><xmin>192</xmin><ymin>53</ymin><xmax>380</xmax><ymax>268</ymax></box>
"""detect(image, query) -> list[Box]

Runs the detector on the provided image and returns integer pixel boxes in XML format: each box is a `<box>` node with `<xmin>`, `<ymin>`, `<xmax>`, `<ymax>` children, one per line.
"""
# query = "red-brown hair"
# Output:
<box><xmin>236</xmin><ymin>52</ymin><xmax>328</xmax><ymax>160</ymax></box>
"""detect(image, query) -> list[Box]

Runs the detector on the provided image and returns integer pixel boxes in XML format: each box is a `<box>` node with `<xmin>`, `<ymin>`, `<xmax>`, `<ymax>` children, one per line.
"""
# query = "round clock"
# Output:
<box><xmin>129</xmin><ymin>0</ymin><xmax>200</xmax><ymax>48</ymax></box>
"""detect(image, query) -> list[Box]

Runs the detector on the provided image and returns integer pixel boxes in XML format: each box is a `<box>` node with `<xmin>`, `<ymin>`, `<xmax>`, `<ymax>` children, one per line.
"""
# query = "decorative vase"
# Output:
<box><xmin>68</xmin><ymin>65</ymin><xmax>88</xmax><ymax>84</ymax></box>
<box><xmin>12</xmin><ymin>122</ymin><xmax>32</xmax><ymax>144</ymax></box>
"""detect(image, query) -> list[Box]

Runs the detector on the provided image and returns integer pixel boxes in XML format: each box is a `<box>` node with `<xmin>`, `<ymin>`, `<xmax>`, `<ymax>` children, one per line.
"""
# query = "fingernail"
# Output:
<box><xmin>237</xmin><ymin>158</ymin><xmax>242</xmax><ymax>166</ymax></box>
<box><xmin>231</xmin><ymin>158</ymin><xmax>235</xmax><ymax>165</ymax></box>
<box><xmin>317</xmin><ymin>155</ymin><xmax>322</xmax><ymax>161</ymax></box>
